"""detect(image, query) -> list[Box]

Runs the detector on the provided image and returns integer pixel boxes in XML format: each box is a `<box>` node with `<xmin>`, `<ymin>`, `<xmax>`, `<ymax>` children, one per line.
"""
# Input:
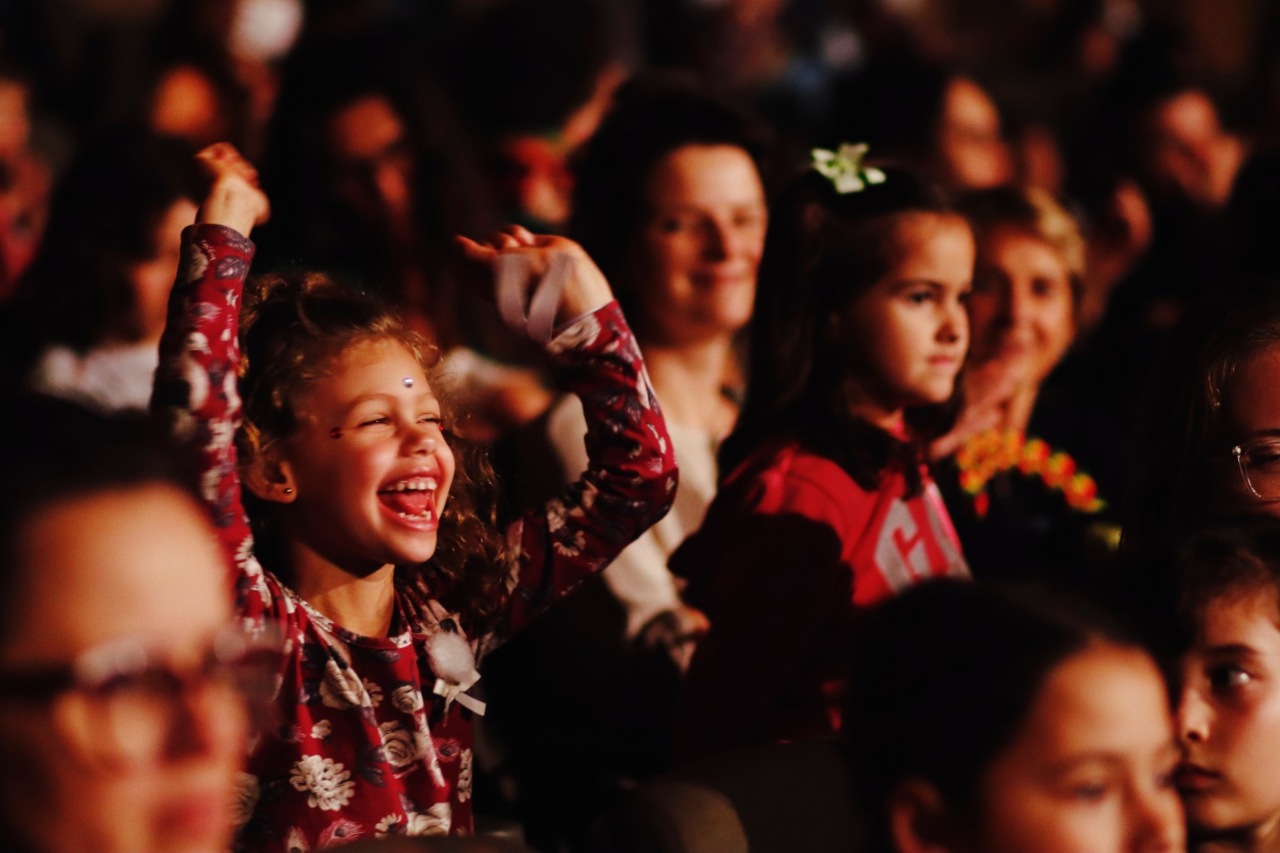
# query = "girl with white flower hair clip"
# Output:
<box><xmin>151</xmin><ymin>143</ymin><xmax>676</xmax><ymax>849</ymax></box>
<box><xmin>672</xmin><ymin>149</ymin><xmax>974</xmax><ymax>758</ymax></box>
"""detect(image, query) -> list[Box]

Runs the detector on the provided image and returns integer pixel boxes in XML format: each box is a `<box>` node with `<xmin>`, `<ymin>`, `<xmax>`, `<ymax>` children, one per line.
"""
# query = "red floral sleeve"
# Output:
<box><xmin>492</xmin><ymin>303</ymin><xmax>679</xmax><ymax>640</ymax></box>
<box><xmin>152</xmin><ymin>224</ymin><xmax>273</xmax><ymax>621</ymax></box>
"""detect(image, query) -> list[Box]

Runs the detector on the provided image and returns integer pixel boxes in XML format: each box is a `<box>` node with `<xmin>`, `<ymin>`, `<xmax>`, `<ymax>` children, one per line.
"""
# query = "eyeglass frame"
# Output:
<box><xmin>1230</xmin><ymin>435</ymin><xmax>1280</xmax><ymax>500</ymax></box>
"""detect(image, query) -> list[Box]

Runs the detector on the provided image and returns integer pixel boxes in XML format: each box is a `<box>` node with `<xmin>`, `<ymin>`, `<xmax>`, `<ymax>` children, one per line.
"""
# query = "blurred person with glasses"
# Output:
<box><xmin>1126</xmin><ymin>279</ymin><xmax>1280</xmax><ymax>564</ymax></box>
<box><xmin>0</xmin><ymin>395</ymin><xmax>279</xmax><ymax>853</ymax></box>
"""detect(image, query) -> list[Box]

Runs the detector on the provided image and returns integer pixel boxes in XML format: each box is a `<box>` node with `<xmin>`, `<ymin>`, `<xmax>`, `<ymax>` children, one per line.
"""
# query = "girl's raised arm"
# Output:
<box><xmin>455</xmin><ymin>230</ymin><xmax>679</xmax><ymax>640</ymax></box>
<box><xmin>151</xmin><ymin>143</ymin><xmax>271</xmax><ymax>600</ymax></box>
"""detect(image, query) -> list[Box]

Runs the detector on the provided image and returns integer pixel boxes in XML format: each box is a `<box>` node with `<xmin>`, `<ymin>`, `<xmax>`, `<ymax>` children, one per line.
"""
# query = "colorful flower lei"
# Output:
<box><xmin>954</xmin><ymin>428</ymin><xmax>1105</xmax><ymax>519</ymax></box>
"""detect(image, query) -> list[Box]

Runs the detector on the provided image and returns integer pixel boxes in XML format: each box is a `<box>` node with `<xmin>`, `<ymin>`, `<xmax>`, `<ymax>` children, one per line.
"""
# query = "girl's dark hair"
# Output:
<box><xmin>1</xmin><ymin>128</ymin><xmax>194</xmax><ymax>375</ymax></box>
<box><xmin>236</xmin><ymin>271</ymin><xmax>514</xmax><ymax>633</ymax></box>
<box><xmin>1169</xmin><ymin>515</ymin><xmax>1280</xmax><ymax>654</ymax></box>
<box><xmin>570</xmin><ymin>73</ymin><xmax>770</xmax><ymax>307</ymax></box>
<box><xmin>719</xmin><ymin>166</ymin><xmax>961</xmax><ymax>493</ymax></box>
<box><xmin>845</xmin><ymin>579</ymin><xmax>1140</xmax><ymax>850</ymax></box>
<box><xmin>0</xmin><ymin>395</ymin><xmax>188</xmax><ymax>645</ymax></box>
<box><xmin>1125</xmin><ymin>279</ymin><xmax>1280</xmax><ymax>553</ymax></box>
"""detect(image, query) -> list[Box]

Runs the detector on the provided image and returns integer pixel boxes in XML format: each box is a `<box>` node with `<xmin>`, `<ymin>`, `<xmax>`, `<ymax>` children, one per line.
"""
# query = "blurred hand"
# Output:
<box><xmin>193</xmin><ymin>142</ymin><xmax>270</xmax><ymax>237</ymax></box>
<box><xmin>638</xmin><ymin>605</ymin><xmax>710</xmax><ymax>673</ymax></box>
<box><xmin>929</xmin><ymin>360</ymin><xmax>1023</xmax><ymax>461</ymax></box>
<box><xmin>453</xmin><ymin>225</ymin><xmax>613</xmax><ymax>333</ymax></box>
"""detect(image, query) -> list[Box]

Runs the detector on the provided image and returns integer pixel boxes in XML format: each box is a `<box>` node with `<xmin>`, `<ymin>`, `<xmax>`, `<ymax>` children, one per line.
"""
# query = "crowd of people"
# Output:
<box><xmin>4</xmin><ymin>1</ymin><xmax>1280</xmax><ymax>852</ymax></box>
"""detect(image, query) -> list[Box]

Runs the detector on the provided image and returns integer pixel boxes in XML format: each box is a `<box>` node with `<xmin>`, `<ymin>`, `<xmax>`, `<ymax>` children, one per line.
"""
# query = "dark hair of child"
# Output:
<box><xmin>845</xmin><ymin>578</ymin><xmax>1138</xmax><ymax>852</ymax></box>
<box><xmin>719</xmin><ymin>165</ymin><xmax>959</xmax><ymax>496</ymax></box>
<box><xmin>569</xmin><ymin>72</ymin><xmax>771</xmax><ymax>310</ymax></box>
<box><xmin>1166</xmin><ymin>514</ymin><xmax>1280</xmax><ymax>655</ymax></box>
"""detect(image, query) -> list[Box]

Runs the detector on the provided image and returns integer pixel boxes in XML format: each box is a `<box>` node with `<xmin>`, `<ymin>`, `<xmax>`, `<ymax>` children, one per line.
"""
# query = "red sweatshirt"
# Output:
<box><xmin>672</xmin><ymin>435</ymin><xmax>967</xmax><ymax>760</ymax></box>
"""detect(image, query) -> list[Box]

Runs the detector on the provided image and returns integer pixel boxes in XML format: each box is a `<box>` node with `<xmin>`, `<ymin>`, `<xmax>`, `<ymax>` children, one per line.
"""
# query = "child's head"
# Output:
<box><xmin>1127</xmin><ymin>279</ymin><xmax>1280</xmax><ymax>549</ymax></box>
<box><xmin>236</xmin><ymin>272</ymin><xmax>509</xmax><ymax>625</ymax></box>
<box><xmin>0</xmin><ymin>396</ymin><xmax>251</xmax><ymax>853</ymax></box>
<box><xmin>722</xmin><ymin>162</ymin><xmax>972</xmax><ymax>480</ymax></box>
<box><xmin>1172</xmin><ymin>516</ymin><xmax>1280</xmax><ymax>842</ymax></box>
<box><xmin>959</xmin><ymin>185</ymin><xmax>1084</xmax><ymax>389</ymax></box>
<box><xmin>847</xmin><ymin>580</ymin><xmax>1183</xmax><ymax>853</ymax></box>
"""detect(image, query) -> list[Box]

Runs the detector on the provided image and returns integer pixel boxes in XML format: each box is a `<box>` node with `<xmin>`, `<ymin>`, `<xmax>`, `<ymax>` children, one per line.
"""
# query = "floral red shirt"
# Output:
<box><xmin>153</xmin><ymin>224</ymin><xmax>677</xmax><ymax>851</ymax></box>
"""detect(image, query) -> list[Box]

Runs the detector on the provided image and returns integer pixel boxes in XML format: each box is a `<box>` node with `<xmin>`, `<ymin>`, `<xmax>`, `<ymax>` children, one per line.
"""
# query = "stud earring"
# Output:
<box><xmin>403</xmin><ymin>377</ymin><xmax>414</xmax><ymax>388</ymax></box>
<box><xmin>283</xmin><ymin>487</ymin><xmax>294</xmax><ymax>495</ymax></box>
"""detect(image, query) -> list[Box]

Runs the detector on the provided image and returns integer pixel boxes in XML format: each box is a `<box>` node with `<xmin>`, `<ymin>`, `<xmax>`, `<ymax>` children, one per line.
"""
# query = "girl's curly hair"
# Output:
<box><xmin>236</xmin><ymin>270</ymin><xmax>515</xmax><ymax>633</ymax></box>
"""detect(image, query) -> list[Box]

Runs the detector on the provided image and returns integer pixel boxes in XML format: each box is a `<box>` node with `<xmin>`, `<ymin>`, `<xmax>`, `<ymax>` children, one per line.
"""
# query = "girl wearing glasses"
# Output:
<box><xmin>152</xmin><ymin>144</ymin><xmax>675</xmax><ymax>849</ymax></box>
<box><xmin>0</xmin><ymin>397</ymin><xmax>268</xmax><ymax>853</ymax></box>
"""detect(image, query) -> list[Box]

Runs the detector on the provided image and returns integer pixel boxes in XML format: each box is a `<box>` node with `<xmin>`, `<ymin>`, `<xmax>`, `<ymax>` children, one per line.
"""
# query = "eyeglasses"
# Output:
<box><xmin>1232</xmin><ymin>436</ymin><xmax>1280</xmax><ymax>501</ymax></box>
<box><xmin>0</xmin><ymin>626</ymin><xmax>282</xmax><ymax>765</ymax></box>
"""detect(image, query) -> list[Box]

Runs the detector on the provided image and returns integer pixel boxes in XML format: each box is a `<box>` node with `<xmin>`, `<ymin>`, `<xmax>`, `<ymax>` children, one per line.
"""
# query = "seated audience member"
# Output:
<box><xmin>554</xmin><ymin>75</ymin><xmax>769</xmax><ymax>665</ymax></box>
<box><xmin>0</xmin><ymin>396</ymin><xmax>271</xmax><ymax>853</ymax></box>
<box><xmin>0</xmin><ymin>129</ymin><xmax>195</xmax><ymax>412</ymax></box>
<box><xmin>261</xmin><ymin>38</ymin><xmax>549</xmax><ymax>439</ymax></box>
<box><xmin>1166</xmin><ymin>516</ymin><xmax>1280</xmax><ymax>853</ymax></box>
<box><xmin>482</xmin><ymin>76</ymin><xmax>768</xmax><ymax>849</ymax></box>
<box><xmin>847</xmin><ymin>579</ymin><xmax>1184</xmax><ymax>853</ymax></box>
<box><xmin>830</xmin><ymin>52</ymin><xmax>1013</xmax><ymax>193</ymax></box>
<box><xmin>934</xmin><ymin>186</ymin><xmax>1120</xmax><ymax>590</ymax></box>
<box><xmin>1126</xmin><ymin>278</ymin><xmax>1280</xmax><ymax>556</ymax></box>
<box><xmin>672</xmin><ymin>154</ymin><xmax>972</xmax><ymax>761</ymax></box>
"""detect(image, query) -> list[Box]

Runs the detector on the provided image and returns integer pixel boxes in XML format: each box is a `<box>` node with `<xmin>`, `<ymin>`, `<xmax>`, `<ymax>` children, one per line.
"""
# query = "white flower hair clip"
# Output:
<box><xmin>811</xmin><ymin>143</ymin><xmax>886</xmax><ymax>194</ymax></box>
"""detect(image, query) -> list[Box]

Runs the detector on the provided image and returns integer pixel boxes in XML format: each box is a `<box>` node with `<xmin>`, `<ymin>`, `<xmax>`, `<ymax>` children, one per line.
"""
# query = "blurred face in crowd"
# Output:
<box><xmin>1212</xmin><ymin>345</ymin><xmax>1280</xmax><ymax>515</ymax></box>
<box><xmin>1140</xmin><ymin>89</ymin><xmax>1244</xmax><ymax>211</ymax></box>
<box><xmin>627</xmin><ymin>144</ymin><xmax>767</xmax><ymax>346</ymax></box>
<box><xmin>129</xmin><ymin>198</ymin><xmax>198</xmax><ymax>344</ymax></box>
<box><xmin>0</xmin><ymin>485</ymin><xmax>247</xmax><ymax>853</ymax></box>
<box><xmin>936</xmin><ymin>78</ymin><xmax>1012</xmax><ymax>191</ymax></box>
<box><xmin>966</xmin><ymin>226</ymin><xmax>1075</xmax><ymax>390</ymax></box>
<box><xmin>1177</xmin><ymin>585</ymin><xmax>1280</xmax><ymax>846</ymax></box>
<box><xmin>840</xmin><ymin>212</ymin><xmax>973</xmax><ymax>424</ymax></box>
<box><xmin>950</xmin><ymin>644</ymin><xmax>1184</xmax><ymax>853</ymax></box>
<box><xmin>327</xmin><ymin>94</ymin><xmax>416</xmax><ymax>234</ymax></box>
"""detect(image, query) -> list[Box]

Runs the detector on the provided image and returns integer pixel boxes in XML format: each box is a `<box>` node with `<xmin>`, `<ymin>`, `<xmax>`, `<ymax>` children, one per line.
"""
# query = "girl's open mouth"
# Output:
<box><xmin>377</xmin><ymin>477</ymin><xmax>439</xmax><ymax>527</ymax></box>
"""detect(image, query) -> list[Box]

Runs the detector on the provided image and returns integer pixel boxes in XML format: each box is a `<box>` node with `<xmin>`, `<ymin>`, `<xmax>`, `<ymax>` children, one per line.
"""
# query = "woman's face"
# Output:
<box><xmin>970</xmin><ymin>644</ymin><xmax>1184</xmax><ymax>853</ymax></box>
<box><xmin>1211</xmin><ymin>345</ymin><xmax>1280</xmax><ymax>516</ymax></box>
<box><xmin>627</xmin><ymin>143</ymin><xmax>767</xmax><ymax>345</ymax></box>
<box><xmin>129</xmin><ymin>198</ymin><xmax>198</xmax><ymax>343</ymax></box>
<box><xmin>0</xmin><ymin>485</ymin><xmax>246</xmax><ymax>853</ymax></box>
<box><xmin>326</xmin><ymin>94</ymin><xmax>416</xmax><ymax>232</ymax></box>
<box><xmin>966</xmin><ymin>226</ymin><xmax>1075</xmax><ymax>390</ymax></box>
<box><xmin>936</xmin><ymin>77</ymin><xmax>1012</xmax><ymax>191</ymax></box>
<box><xmin>1177</xmin><ymin>585</ymin><xmax>1280</xmax><ymax>841</ymax></box>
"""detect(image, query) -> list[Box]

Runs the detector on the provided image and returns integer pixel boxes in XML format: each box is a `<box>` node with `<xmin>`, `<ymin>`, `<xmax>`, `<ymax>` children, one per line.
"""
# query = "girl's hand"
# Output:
<box><xmin>453</xmin><ymin>225</ymin><xmax>614</xmax><ymax>329</ymax></box>
<box><xmin>193</xmin><ymin>142</ymin><xmax>270</xmax><ymax>238</ymax></box>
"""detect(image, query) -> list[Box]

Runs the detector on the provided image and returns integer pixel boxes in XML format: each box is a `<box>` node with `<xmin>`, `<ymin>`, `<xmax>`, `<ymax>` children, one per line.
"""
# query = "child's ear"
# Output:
<box><xmin>887</xmin><ymin>778</ymin><xmax>961</xmax><ymax>853</ymax></box>
<box><xmin>243</xmin><ymin>450</ymin><xmax>298</xmax><ymax>504</ymax></box>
